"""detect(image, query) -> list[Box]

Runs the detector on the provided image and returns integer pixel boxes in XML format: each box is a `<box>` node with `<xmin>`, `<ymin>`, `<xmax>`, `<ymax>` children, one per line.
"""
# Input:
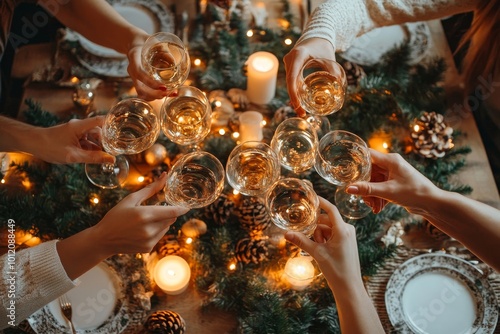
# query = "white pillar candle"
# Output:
<box><xmin>239</xmin><ymin>111</ymin><xmax>263</xmax><ymax>143</ymax></box>
<box><xmin>246</xmin><ymin>51</ymin><xmax>279</xmax><ymax>105</ymax></box>
<box><xmin>153</xmin><ymin>255</ymin><xmax>191</xmax><ymax>295</ymax></box>
<box><xmin>284</xmin><ymin>256</ymin><xmax>315</xmax><ymax>290</ymax></box>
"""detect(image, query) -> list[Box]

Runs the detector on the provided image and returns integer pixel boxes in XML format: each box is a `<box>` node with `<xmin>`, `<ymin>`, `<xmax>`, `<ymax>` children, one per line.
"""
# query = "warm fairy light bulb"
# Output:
<box><xmin>247</xmin><ymin>30</ymin><xmax>253</xmax><ymax>37</ymax></box>
<box><xmin>194</xmin><ymin>58</ymin><xmax>201</xmax><ymax>66</ymax></box>
<box><xmin>414</xmin><ymin>124</ymin><xmax>420</xmax><ymax>132</ymax></box>
<box><xmin>232</xmin><ymin>132</ymin><xmax>240</xmax><ymax>139</ymax></box>
<box><xmin>91</xmin><ymin>196</ymin><xmax>100</xmax><ymax>204</ymax></box>
<box><xmin>261</xmin><ymin>120</ymin><xmax>267</xmax><ymax>127</ymax></box>
<box><xmin>219</xmin><ymin>128</ymin><xmax>226</xmax><ymax>135</ymax></box>
<box><xmin>284</xmin><ymin>38</ymin><xmax>292</xmax><ymax>45</ymax></box>
<box><xmin>383</xmin><ymin>142</ymin><xmax>389</xmax><ymax>149</ymax></box>
<box><xmin>232</xmin><ymin>189</ymin><xmax>240</xmax><ymax>196</ymax></box>
<box><xmin>70</xmin><ymin>76</ymin><xmax>79</xmax><ymax>84</ymax></box>
<box><xmin>137</xmin><ymin>176</ymin><xmax>145</xmax><ymax>183</ymax></box>
<box><xmin>1</xmin><ymin>179</ymin><xmax>5</xmax><ymax>184</ymax></box>
<box><xmin>186</xmin><ymin>237</ymin><xmax>193</xmax><ymax>244</ymax></box>
<box><xmin>228</xmin><ymin>262</ymin><xmax>237</xmax><ymax>271</ymax></box>
<box><xmin>214</xmin><ymin>100</ymin><xmax>222</xmax><ymax>108</ymax></box>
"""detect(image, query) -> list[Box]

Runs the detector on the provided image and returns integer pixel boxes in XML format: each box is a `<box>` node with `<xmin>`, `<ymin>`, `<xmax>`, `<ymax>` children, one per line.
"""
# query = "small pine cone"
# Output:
<box><xmin>204</xmin><ymin>193</ymin><xmax>235</xmax><ymax>225</ymax></box>
<box><xmin>411</xmin><ymin>111</ymin><xmax>454</xmax><ymax>159</ymax></box>
<box><xmin>144</xmin><ymin>310</ymin><xmax>186</xmax><ymax>334</ymax></box>
<box><xmin>235</xmin><ymin>238</ymin><xmax>269</xmax><ymax>264</ymax></box>
<box><xmin>343</xmin><ymin>61</ymin><xmax>365</xmax><ymax>86</ymax></box>
<box><xmin>272</xmin><ymin>105</ymin><xmax>297</xmax><ymax>126</ymax></box>
<box><xmin>236</xmin><ymin>197</ymin><xmax>271</xmax><ymax>233</ymax></box>
<box><xmin>154</xmin><ymin>234</ymin><xmax>181</xmax><ymax>257</ymax></box>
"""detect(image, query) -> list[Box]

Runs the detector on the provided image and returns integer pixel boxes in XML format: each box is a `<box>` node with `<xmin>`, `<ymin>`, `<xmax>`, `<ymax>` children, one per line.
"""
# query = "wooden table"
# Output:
<box><xmin>9</xmin><ymin>19</ymin><xmax>500</xmax><ymax>334</ymax></box>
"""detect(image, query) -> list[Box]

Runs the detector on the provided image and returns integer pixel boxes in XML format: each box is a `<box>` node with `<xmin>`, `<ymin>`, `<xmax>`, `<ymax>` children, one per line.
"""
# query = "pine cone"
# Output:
<box><xmin>154</xmin><ymin>234</ymin><xmax>181</xmax><ymax>257</ymax></box>
<box><xmin>144</xmin><ymin>310</ymin><xmax>186</xmax><ymax>334</ymax></box>
<box><xmin>235</xmin><ymin>238</ymin><xmax>269</xmax><ymax>264</ymax></box>
<box><xmin>272</xmin><ymin>105</ymin><xmax>297</xmax><ymax>126</ymax></box>
<box><xmin>204</xmin><ymin>193</ymin><xmax>235</xmax><ymax>225</ymax></box>
<box><xmin>411</xmin><ymin>111</ymin><xmax>453</xmax><ymax>159</ymax></box>
<box><xmin>236</xmin><ymin>197</ymin><xmax>271</xmax><ymax>233</ymax></box>
<box><xmin>343</xmin><ymin>61</ymin><xmax>365</xmax><ymax>86</ymax></box>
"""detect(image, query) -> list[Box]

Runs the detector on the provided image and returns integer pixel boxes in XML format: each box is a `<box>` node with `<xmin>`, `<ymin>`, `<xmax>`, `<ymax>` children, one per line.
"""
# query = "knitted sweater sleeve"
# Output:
<box><xmin>1</xmin><ymin>240</ymin><xmax>78</xmax><ymax>329</ymax></box>
<box><xmin>298</xmin><ymin>0</ymin><xmax>478</xmax><ymax>52</ymax></box>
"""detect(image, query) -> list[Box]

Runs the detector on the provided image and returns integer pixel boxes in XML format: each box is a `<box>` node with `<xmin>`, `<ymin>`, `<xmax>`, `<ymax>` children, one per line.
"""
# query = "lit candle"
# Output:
<box><xmin>368</xmin><ymin>131</ymin><xmax>391</xmax><ymax>153</ymax></box>
<box><xmin>283</xmin><ymin>256</ymin><xmax>315</xmax><ymax>290</ymax></box>
<box><xmin>153</xmin><ymin>255</ymin><xmax>191</xmax><ymax>295</ymax></box>
<box><xmin>246</xmin><ymin>51</ymin><xmax>279</xmax><ymax>105</ymax></box>
<box><xmin>239</xmin><ymin>111</ymin><xmax>263</xmax><ymax>143</ymax></box>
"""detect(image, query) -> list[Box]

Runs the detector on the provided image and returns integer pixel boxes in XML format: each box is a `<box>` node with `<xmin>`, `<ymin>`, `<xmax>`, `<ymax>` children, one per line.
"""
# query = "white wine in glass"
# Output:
<box><xmin>315</xmin><ymin>130</ymin><xmax>372</xmax><ymax>219</ymax></box>
<box><xmin>141</xmin><ymin>32</ymin><xmax>190</xmax><ymax>89</ymax></box>
<box><xmin>265</xmin><ymin>178</ymin><xmax>319</xmax><ymax>237</ymax></box>
<box><xmin>226</xmin><ymin>141</ymin><xmax>280</xmax><ymax>197</ymax></box>
<box><xmin>271</xmin><ymin>117</ymin><xmax>318</xmax><ymax>174</ymax></box>
<box><xmin>297</xmin><ymin>58</ymin><xmax>347</xmax><ymax>117</ymax></box>
<box><xmin>164</xmin><ymin>151</ymin><xmax>225</xmax><ymax>209</ymax></box>
<box><xmin>86</xmin><ymin>98</ymin><xmax>160</xmax><ymax>189</ymax></box>
<box><xmin>161</xmin><ymin>86</ymin><xmax>211</xmax><ymax>148</ymax></box>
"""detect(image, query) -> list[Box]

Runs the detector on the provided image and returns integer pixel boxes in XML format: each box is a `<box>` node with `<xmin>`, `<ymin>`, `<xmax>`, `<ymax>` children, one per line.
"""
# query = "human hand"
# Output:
<box><xmin>346</xmin><ymin>149</ymin><xmax>438</xmax><ymax>214</ymax></box>
<box><xmin>34</xmin><ymin>117</ymin><xmax>115</xmax><ymax>164</ymax></box>
<box><xmin>91</xmin><ymin>173</ymin><xmax>189</xmax><ymax>256</ymax></box>
<box><xmin>284</xmin><ymin>197</ymin><xmax>363</xmax><ymax>288</ymax></box>
<box><xmin>283</xmin><ymin>37</ymin><xmax>336</xmax><ymax>117</ymax></box>
<box><xmin>127</xmin><ymin>42</ymin><xmax>170</xmax><ymax>100</ymax></box>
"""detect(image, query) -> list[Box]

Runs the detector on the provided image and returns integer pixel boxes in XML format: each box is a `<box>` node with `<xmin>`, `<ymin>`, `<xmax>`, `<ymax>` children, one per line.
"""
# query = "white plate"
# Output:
<box><xmin>385</xmin><ymin>253</ymin><xmax>498</xmax><ymax>334</ymax></box>
<box><xmin>341</xmin><ymin>22</ymin><xmax>431</xmax><ymax>66</ymax></box>
<box><xmin>28</xmin><ymin>255</ymin><xmax>151</xmax><ymax>333</ymax></box>
<box><xmin>73</xmin><ymin>0</ymin><xmax>174</xmax><ymax>77</ymax></box>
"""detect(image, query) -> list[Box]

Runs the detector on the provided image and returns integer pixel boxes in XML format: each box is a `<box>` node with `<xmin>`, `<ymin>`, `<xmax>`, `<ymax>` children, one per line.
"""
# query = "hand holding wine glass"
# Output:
<box><xmin>141</xmin><ymin>32</ymin><xmax>190</xmax><ymax>90</ymax></box>
<box><xmin>315</xmin><ymin>130</ymin><xmax>372</xmax><ymax>219</ymax></box>
<box><xmin>85</xmin><ymin>98</ymin><xmax>160</xmax><ymax>189</ymax></box>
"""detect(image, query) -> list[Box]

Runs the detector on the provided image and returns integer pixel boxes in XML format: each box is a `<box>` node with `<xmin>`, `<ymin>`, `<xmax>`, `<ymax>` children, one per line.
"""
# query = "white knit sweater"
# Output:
<box><xmin>298</xmin><ymin>0</ymin><xmax>478</xmax><ymax>51</ymax></box>
<box><xmin>0</xmin><ymin>240</ymin><xmax>77</xmax><ymax>329</ymax></box>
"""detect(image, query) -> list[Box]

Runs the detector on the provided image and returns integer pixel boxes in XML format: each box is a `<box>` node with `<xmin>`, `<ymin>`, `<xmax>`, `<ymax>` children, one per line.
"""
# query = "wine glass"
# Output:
<box><xmin>265</xmin><ymin>178</ymin><xmax>319</xmax><ymax>237</ymax></box>
<box><xmin>141</xmin><ymin>32</ymin><xmax>190</xmax><ymax>90</ymax></box>
<box><xmin>164</xmin><ymin>151</ymin><xmax>225</xmax><ymax>208</ymax></box>
<box><xmin>160</xmin><ymin>86</ymin><xmax>211</xmax><ymax>151</ymax></box>
<box><xmin>314</xmin><ymin>130</ymin><xmax>372</xmax><ymax>219</ymax></box>
<box><xmin>270</xmin><ymin>117</ymin><xmax>318</xmax><ymax>175</ymax></box>
<box><xmin>296</xmin><ymin>58</ymin><xmax>347</xmax><ymax>116</ymax></box>
<box><xmin>226</xmin><ymin>141</ymin><xmax>280</xmax><ymax>197</ymax></box>
<box><xmin>85</xmin><ymin>98</ymin><xmax>160</xmax><ymax>189</ymax></box>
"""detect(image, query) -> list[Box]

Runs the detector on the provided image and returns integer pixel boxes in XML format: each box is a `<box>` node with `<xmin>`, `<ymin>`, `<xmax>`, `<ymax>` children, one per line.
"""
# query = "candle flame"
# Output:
<box><xmin>167</xmin><ymin>269</ymin><xmax>176</xmax><ymax>277</ymax></box>
<box><xmin>252</xmin><ymin>56</ymin><xmax>274</xmax><ymax>72</ymax></box>
<box><xmin>137</xmin><ymin>176</ymin><xmax>145</xmax><ymax>183</ymax></box>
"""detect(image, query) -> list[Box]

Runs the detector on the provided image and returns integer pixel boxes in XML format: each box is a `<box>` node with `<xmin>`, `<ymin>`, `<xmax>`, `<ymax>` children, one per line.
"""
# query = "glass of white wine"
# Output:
<box><xmin>265</xmin><ymin>178</ymin><xmax>319</xmax><ymax>237</ymax></box>
<box><xmin>315</xmin><ymin>130</ymin><xmax>372</xmax><ymax>219</ymax></box>
<box><xmin>297</xmin><ymin>58</ymin><xmax>347</xmax><ymax>117</ymax></box>
<box><xmin>161</xmin><ymin>86</ymin><xmax>211</xmax><ymax>151</ymax></box>
<box><xmin>141</xmin><ymin>32</ymin><xmax>190</xmax><ymax>90</ymax></box>
<box><xmin>226</xmin><ymin>141</ymin><xmax>280</xmax><ymax>197</ymax></box>
<box><xmin>85</xmin><ymin>98</ymin><xmax>160</xmax><ymax>189</ymax></box>
<box><xmin>270</xmin><ymin>117</ymin><xmax>318</xmax><ymax>175</ymax></box>
<box><xmin>164</xmin><ymin>151</ymin><xmax>225</xmax><ymax>209</ymax></box>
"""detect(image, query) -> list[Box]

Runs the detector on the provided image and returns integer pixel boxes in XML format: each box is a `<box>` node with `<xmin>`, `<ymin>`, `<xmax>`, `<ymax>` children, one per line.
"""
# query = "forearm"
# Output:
<box><xmin>45</xmin><ymin>0</ymin><xmax>149</xmax><ymax>54</ymax></box>
<box><xmin>328</xmin><ymin>279</ymin><xmax>384</xmax><ymax>334</ymax></box>
<box><xmin>56</xmin><ymin>226</ymin><xmax>111</xmax><ymax>280</ymax></box>
<box><xmin>299</xmin><ymin>0</ymin><xmax>478</xmax><ymax>51</ymax></box>
<box><xmin>0</xmin><ymin>116</ymin><xmax>41</xmax><ymax>156</ymax></box>
<box><xmin>417</xmin><ymin>188</ymin><xmax>500</xmax><ymax>271</ymax></box>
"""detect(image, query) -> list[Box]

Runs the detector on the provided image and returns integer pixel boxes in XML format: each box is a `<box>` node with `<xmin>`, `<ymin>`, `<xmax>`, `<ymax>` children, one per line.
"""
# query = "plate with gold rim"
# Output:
<box><xmin>385</xmin><ymin>253</ymin><xmax>498</xmax><ymax>334</ymax></box>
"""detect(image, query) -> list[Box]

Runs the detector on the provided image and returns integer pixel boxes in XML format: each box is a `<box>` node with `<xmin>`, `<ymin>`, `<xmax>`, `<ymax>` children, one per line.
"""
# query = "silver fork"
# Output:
<box><xmin>59</xmin><ymin>294</ymin><xmax>76</xmax><ymax>334</ymax></box>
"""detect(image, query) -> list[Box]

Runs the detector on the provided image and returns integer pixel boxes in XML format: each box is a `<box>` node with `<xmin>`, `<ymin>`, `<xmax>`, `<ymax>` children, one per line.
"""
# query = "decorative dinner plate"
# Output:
<box><xmin>341</xmin><ymin>21</ymin><xmax>431</xmax><ymax>66</ymax></box>
<box><xmin>385</xmin><ymin>253</ymin><xmax>498</xmax><ymax>334</ymax></box>
<box><xmin>28</xmin><ymin>256</ymin><xmax>151</xmax><ymax>333</ymax></box>
<box><xmin>72</xmin><ymin>0</ymin><xmax>174</xmax><ymax>77</ymax></box>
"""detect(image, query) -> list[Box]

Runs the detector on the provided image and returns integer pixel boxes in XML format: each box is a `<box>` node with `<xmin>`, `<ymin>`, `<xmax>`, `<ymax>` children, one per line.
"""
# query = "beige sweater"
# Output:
<box><xmin>0</xmin><ymin>240</ymin><xmax>77</xmax><ymax>329</ymax></box>
<box><xmin>298</xmin><ymin>0</ymin><xmax>478</xmax><ymax>51</ymax></box>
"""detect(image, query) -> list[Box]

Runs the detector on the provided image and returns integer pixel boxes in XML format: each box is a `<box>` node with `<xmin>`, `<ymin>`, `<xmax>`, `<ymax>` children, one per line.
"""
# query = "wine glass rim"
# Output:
<box><xmin>320</xmin><ymin>130</ymin><xmax>368</xmax><ymax>148</ymax></box>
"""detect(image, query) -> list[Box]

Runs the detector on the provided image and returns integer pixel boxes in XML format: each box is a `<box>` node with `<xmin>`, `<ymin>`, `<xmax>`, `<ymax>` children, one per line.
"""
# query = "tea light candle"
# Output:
<box><xmin>153</xmin><ymin>255</ymin><xmax>191</xmax><ymax>295</ymax></box>
<box><xmin>239</xmin><ymin>111</ymin><xmax>263</xmax><ymax>143</ymax></box>
<box><xmin>246</xmin><ymin>51</ymin><xmax>279</xmax><ymax>105</ymax></box>
<box><xmin>284</xmin><ymin>256</ymin><xmax>315</xmax><ymax>290</ymax></box>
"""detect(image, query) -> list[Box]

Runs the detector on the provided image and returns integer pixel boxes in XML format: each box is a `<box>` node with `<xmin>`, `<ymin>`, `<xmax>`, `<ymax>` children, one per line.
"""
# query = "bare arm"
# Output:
<box><xmin>348</xmin><ymin>149</ymin><xmax>500</xmax><ymax>271</ymax></box>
